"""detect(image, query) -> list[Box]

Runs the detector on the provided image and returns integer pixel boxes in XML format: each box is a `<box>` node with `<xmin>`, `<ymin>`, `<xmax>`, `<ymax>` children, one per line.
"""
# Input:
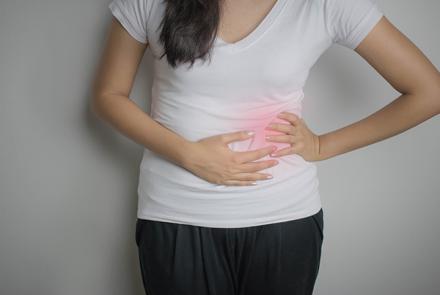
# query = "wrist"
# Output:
<box><xmin>178</xmin><ymin>140</ymin><xmax>198</xmax><ymax>169</ymax></box>
<box><xmin>317</xmin><ymin>134</ymin><xmax>332</xmax><ymax>161</ymax></box>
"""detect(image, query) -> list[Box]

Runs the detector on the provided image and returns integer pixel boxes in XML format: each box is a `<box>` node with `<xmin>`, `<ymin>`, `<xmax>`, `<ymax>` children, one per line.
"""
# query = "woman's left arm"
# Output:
<box><xmin>317</xmin><ymin>16</ymin><xmax>440</xmax><ymax>160</ymax></box>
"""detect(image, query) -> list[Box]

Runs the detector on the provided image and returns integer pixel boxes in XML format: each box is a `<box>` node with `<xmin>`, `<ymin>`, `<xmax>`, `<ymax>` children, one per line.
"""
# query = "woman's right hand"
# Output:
<box><xmin>182</xmin><ymin>130</ymin><xmax>279</xmax><ymax>186</ymax></box>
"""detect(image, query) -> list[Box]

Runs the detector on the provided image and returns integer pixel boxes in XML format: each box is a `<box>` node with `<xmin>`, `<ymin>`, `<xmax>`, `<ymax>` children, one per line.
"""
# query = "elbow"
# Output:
<box><xmin>435</xmin><ymin>95</ymin><xmax>440</xmax><ymax>115</ymax></box>
<box><xmin>90</xmin><ymin>91</ymin><xmax>106</xmax><ymax>119</ymax></box>
<box><xmin>414</xmin><ymin>76</ymin><xmax>440</xmax><ymax>115</ymax></box>
<box><xmin>432</xmin><ymin>74</ymin><xmax>440</xmax><ymax>114</ymax></box>
<box><xmin>435</xmin><ymin>89</ymin><xmax>440</xmax><ymax>115</ymax></box>
<box><xmin>421</xmin><ymin>89</ymin><xmax>440</xmax><ymax>116</ymax></box>
<box><xmin>90</xmin><ymin>85</ymin><xmax>112</xmax><ymax>118</ymax></box>
<box><xmin>429</xmin><ymin>82</ymin><xmax>440</xmax><ymax>115</ymax></box>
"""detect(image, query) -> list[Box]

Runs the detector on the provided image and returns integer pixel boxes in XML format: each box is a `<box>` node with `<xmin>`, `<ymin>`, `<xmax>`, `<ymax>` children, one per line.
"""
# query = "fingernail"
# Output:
<box><xmin>247</xmin><ymin>131</ymin><xmax>255</xmax><ymax>136</ymax></box>
<box><xmin>265</xmin><ymin>175</ymin><xmax>273</xmax><ymax>179</ymax></box>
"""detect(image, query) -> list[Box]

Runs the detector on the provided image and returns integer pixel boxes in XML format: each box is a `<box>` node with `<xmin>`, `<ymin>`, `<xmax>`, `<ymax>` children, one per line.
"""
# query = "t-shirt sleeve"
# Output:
<box><xmin>324</xmin><ymin>0</ymin><xmax>384</xmax><ymax>49</ymax></box>
<box><xmin>108</xmin><ymin>0</ymin><xmax>149</xmax><ymax>44</ymax></box>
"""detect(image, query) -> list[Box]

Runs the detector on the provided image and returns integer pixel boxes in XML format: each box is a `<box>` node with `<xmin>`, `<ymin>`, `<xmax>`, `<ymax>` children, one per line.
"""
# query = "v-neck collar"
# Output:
<box><xmin>214</xmin><ymin>0</ymin><xmax>288</xmax><ymax>53</ymax></box>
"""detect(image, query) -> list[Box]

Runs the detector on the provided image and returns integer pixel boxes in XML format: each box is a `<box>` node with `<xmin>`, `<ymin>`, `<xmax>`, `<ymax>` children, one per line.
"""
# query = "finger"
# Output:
<box><xmin>221</xmin><ymin>130</ymin><xmax>255</xmax><ymax>145</ymax></box>
<box><xmin>230</xmin><ymin>172</ymin><xmax>273</xmax><ymax>182</ymax></box>
<box><xmin>265</xmin><ymin>122</ymin><xmax>296</xmax><ymax>135</ymax></box>
<box><xmin>223</xmin><ymin>180</ymin><xmax>259</xmax><ymax>186</ymax></box>
<box><xmin>234</xmin><ymin>145</ymin><xmax>277</xmax><ymax>163</ymax></box>
<box><xmin>265</xmin><ymin>134</ymin><xmax>297</xmax><ymax>144</ymax></box>
<box><xmin>236</xmin><ymin>159</ymin><xmax>279</xmax><ymax>173</ymax></box>
<box><xmin>271</xmin><ymin>142</ymin><xmax>305</xmax><ymax>157</ymax></box>
<box><xmin>276</xmin><ymin>112</ymin><xmax>301</xmax><ymax>127</ymax></box>
<box><xmin>270</xmin><ymin>146</ymin><xmax>294</xmax><ymax>157</ymax></box>
<box><xmin>266</xmin><ymin>133</ymin><xmax>303</xmax><ymax>144</ymax></box>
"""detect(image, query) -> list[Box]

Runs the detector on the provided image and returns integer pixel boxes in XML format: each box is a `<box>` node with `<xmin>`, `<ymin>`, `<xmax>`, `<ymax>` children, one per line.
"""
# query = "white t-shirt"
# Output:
<box><xmin>108</xmin><ymin>0</ymin><xmax>384</xmax><ymax>228</ymax></box>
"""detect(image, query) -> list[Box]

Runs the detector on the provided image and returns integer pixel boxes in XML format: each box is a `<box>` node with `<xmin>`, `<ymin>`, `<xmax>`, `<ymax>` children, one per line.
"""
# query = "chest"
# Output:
<box><xmin>147</xmin><ymin>0</ymin><xmax>333</xmax><ymax>97</ymax></box>
<box><xmin>216</xmin><ymin>0</ymin><xmax>279</xmax><ymax>44</ymax></box>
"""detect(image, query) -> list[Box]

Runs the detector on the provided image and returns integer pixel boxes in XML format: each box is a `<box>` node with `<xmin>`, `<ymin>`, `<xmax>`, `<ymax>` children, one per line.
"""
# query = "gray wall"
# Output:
<box><xmin>1</xmin><ymin>1</ymin><xmax>439</xmax><ymax>294</ymax></box>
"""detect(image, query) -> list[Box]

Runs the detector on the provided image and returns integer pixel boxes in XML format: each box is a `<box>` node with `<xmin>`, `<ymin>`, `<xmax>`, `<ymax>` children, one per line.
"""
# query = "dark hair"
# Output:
<box><xmin>157</xmin><ymin>0</ymin><xmax>223</xmax><ymax>69</ymax></box>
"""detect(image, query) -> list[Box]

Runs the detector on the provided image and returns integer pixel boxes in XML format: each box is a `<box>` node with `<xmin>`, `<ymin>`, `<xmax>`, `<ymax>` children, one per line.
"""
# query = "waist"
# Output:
<box><xmin>150</xmin><ymin>90</ymin><xmax>304</xmax><ymax>143</ymax></box>
<box><xmin>139</xmin><ymin>148</ymin><xmax>317</xmax><ymax>195</ymax></box>
<box><xmin>137</xmin><ymin>149</ymin><xmax>321</xmax><ymax>228</ymax></box>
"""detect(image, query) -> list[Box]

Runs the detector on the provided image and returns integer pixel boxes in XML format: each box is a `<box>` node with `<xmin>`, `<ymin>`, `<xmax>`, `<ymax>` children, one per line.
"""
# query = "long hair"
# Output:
<box><xmin>157</xmin><ymin>0</ymin><xmax>223</xmax><ymax>69</ymax></box>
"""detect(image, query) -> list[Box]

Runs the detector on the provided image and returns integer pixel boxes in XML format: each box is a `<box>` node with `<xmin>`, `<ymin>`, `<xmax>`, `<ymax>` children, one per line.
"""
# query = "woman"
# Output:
<box><xmin>91</xmin><ymin>0</ymin><xmax>440</xmax><ymax>294</ymax></box>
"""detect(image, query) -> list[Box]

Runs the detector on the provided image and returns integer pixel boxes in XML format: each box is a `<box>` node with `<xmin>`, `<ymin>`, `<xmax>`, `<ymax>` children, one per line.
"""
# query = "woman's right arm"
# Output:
<box><xmin>91</xmin><ymin>18</ymin><xmax>191</xmax><ymax>167</ymax></box>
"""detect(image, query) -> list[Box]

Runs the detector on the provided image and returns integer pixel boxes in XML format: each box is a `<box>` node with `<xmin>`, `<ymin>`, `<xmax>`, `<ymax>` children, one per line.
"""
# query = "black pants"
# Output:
<box><xmin>135</xmin><ymin>208</ymin><xmax>324</xmax><ymax>295</ymax></box>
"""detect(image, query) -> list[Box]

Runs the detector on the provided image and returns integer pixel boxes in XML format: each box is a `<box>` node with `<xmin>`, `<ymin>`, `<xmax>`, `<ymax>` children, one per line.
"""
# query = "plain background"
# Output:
<box><xmin>1</xmin><ymin>0</ymin><xmax>439</xmax><ymax>294</ymax></box>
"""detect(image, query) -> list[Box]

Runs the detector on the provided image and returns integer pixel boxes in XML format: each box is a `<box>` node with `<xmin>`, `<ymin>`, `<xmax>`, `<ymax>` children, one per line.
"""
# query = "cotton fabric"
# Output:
<box><xmin>108</xmin><ymin>0</ymin><xmax>384</xmax><ymax>228</ymax></box>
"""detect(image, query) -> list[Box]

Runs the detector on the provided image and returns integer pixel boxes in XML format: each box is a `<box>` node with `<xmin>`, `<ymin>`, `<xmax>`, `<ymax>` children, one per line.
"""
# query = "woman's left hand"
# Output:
<box><xmin>264</xmin><ymin>111</ymin><xmax>322</xmax><ymax>162</ymax></box>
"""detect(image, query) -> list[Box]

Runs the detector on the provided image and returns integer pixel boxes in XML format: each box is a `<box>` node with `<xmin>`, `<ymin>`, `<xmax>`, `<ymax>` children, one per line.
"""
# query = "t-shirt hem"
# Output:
<box><xmin>136</xmin><ymin>202</ymin><xmax>323</xmax><ymax>229</ymax></box>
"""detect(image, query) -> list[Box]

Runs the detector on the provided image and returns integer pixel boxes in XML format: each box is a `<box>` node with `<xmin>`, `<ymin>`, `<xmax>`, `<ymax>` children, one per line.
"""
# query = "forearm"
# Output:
<box><xmin>91</xmin><ymin>94</ymin><xmax>192</xmax><ymax>166</ymax></box>
<box><xmin>318</xmin><ymin>92</ymin><xmax>440</xmax><ymax>160</ymax></box>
